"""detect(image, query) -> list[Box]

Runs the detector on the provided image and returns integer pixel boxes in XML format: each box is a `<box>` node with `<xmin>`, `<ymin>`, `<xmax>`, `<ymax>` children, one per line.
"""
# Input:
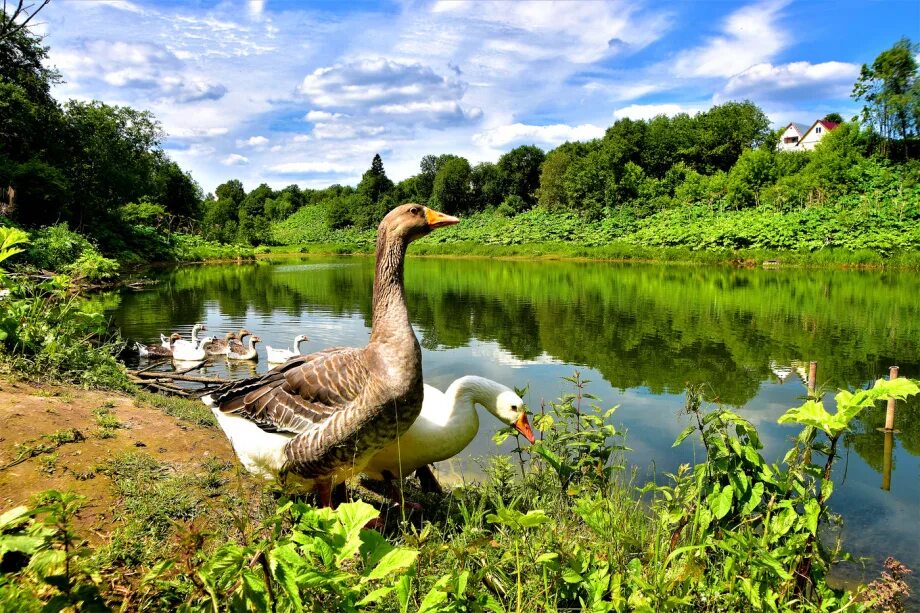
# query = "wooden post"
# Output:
<box><xmin>884</xmin><ymin>366</ymin><xmax>899</xmax><ymax>431</ymax></box>
<box><xmin>807</xmin><ymin>361</ymin><xmax>818</xmax><ymax>398</ymax></box>
<box><xmin>881</xmin><ymin>430</ymin><xmax>894</xmax><ymax>491</ymax></box>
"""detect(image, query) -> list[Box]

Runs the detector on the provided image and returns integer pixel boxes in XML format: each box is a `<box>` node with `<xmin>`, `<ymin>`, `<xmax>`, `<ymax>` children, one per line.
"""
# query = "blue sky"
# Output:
<box><xmin>39</xmin><ymin>0</ymin><xmax>920</xmax><ymax>192</ymax></box>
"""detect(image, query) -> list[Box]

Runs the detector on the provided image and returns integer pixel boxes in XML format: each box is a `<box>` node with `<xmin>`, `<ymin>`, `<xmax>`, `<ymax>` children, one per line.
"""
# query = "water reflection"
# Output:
<box><xmin>103</xmin><ymin>256</ymin><xmax>920</xmax><ymax>581</ymax></box>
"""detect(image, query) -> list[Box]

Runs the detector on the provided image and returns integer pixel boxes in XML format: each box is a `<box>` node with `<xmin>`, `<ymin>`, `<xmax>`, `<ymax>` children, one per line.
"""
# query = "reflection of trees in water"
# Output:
<box><xmin>109</xmin><ymin>257</ymin><xmax>920</xmax><ymax>428</ymax></box>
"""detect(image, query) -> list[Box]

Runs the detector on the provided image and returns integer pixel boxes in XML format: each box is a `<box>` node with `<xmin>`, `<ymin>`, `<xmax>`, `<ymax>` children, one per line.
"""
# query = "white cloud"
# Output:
<box><xmin>612</xmin><ymin>103</ymin><xmax>708</xmax><ymax>121</ymax></box>
<box><xmin>473</xmin><ymin>122</ymin><xmax>604</xmax><ymax>148</ymax></box>
<box><xmin>719</xmin><ymin>61</ymin><xmax>860</xmax><ymax>103</ymax></box>
<box><xmin>292</xmin><ymin>134</ymin><xmax>312</xmax><ymax>143</ymax></box>
<box><xmin>248</xmin><ymin>1</ymin><xmax>265</xmax><ymax>17</ymax></box>
<box><xmin>52</xmin><ymin>41</ymin><xmax>226</xmax><ymax>103</ymax></box>
<box><xmin>672</xmin><ymin>0</ymin><xmax>789</xmax><ymax>78</ymax></box>
<box><xmin>169</xmin><ymin>126</ymin><xmax>229</xmax><ymax>139</ymax></box>
<box><xmin>185</xmin><ymin>143</ymin><xmax>216</xmax><ymax>156</ymax></box>
<box><xmin>298</xmin><ymin>58</ymin><xmax>479</xmax><ymax>127</ymax></box>
<box><xmin>236</xmin><ymin>135</ymin><xmax>270</xmax><ymax>147</ymax></box>
<box><xmin>305</xmin><ymin>110</ymin><xmax>343</xmax><ymax>121</ymax></box>
<box><xmin>312</xmin><ymin>123</ymin><xmax>385</xmax><ymax>140</ymax></box>
<box><xmin>430</xmin><ymin>1</ymin><xmax>671</xmax><ymax>64</ymax></box>
<box><xmin>268</xmin><ymin>162</ymin><xmax>356</xmax><ymax>175</ymax></box>
<box><xmin>221</xmin><ymin>154</ymin><xmax>249</xmax><ymax>166</ymax></box>
<box><xmin>71</xmin><ymin>0</ymin><xmax>146</xmax><ymax>14</ymax></box>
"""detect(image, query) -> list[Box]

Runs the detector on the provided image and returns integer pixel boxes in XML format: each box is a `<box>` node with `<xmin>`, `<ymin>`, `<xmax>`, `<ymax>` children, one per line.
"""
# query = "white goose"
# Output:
<box><xmin>172</xmin><ymin>335</ymin><xmax>213</xmax><ymax>361</ymax></box>
<box><xmin>265</xmin><ymin>335</ymin><xmax>309</xmax><ymax>364</ymax></box>
<box><xmin>166</xmin><ymin>323</ymin><xmax>207</xmax><ymax>349</ymax></box>
<box><xmin>209</xmin><ymin>376</ymin><xmax>533</xmax><ymax>497</ymax></box>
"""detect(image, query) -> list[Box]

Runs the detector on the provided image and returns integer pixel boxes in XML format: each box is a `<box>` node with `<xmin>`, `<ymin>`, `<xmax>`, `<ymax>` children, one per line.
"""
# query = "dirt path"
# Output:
<box><xmin>0</xmin><ymin>378</ymin><xmax>237</xmax><ymax>537</ymax></box>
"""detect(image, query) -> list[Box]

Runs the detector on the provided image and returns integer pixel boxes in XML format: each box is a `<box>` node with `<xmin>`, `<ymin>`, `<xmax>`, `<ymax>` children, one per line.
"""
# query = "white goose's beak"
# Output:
<box><xmin>514</xmin><ymin>413</ymin><xmax>535</xmax><ymax>444</ymax></box>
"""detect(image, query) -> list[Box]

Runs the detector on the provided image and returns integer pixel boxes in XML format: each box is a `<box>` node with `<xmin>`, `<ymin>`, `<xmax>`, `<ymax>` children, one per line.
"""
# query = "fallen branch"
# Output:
<box><xmin>129</xmin><ymin>371</ymin><xmax>229</xmax><ymax>384</ymax></box>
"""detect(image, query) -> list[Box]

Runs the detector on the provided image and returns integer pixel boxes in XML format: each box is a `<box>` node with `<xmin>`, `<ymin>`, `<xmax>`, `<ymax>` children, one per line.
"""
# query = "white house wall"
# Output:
<box><xmin>799</xmin><ymin>124</ymin><xmax>827</xmax><ymax>151</ymax></box>
<box><xmin>778</xmin><ymin>125</ymin><xmax>803</xmax><ymax>151</ymax></box>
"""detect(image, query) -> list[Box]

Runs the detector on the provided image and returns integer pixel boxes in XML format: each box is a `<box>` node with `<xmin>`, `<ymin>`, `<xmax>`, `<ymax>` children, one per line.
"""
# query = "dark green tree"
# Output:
<box><xmin>431</xmin><ymin>156</ymin><xmax>471</xmax><ymax>215</ymax></box>
<box><xmin>497</xmin><ymin>145</ymin><xmax>545</xmax><ymax>207</ymax></box>
<box><xmin>469</xmin><ymin>162</ymin><xmax>503</xmax><ymax>211</ymax></box>
<box><xmin>215</xmin><ymin>179</ymin><xmax>245</xmax><ymax>206</ymax></box>
<box><xmin>692</xmin><ymin>101</ymin><xmax>771</xmax><ymax>173</ymax></box>
<box><xmin>357</xmin><ymin>153</ymin><xmax>394</xmax><ymax>205</ymax></box>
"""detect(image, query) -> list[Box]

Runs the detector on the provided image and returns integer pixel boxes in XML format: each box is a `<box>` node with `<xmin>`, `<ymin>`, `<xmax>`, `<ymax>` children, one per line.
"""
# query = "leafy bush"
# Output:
<box><xmin>23</xmin><ymin>224</ymin><xmax>95</xmax><ymax>272</ymax></box>
<box><xmin>0</xmin><ymin>230</ymin><xmax>130</xmax><ymax>388</ymax></box>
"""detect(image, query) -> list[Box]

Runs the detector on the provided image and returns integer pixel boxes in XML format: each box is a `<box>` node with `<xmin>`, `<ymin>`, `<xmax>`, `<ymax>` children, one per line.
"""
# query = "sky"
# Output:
<box><xmin>37</xmin><ymin>0</ymin><xmax>920</xmax><ymax>193</ymax></box>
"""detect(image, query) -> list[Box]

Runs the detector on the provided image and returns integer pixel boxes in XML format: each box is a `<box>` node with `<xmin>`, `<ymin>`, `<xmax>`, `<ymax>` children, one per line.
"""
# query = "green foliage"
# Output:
<box><xmin>0</xmin><ymin>242</ymin><xmax>130</xmax><ymax>388</ymax></box>
<box><xmin>852</xmin><ymin>37</ymin><xmax>920</xmax><ymax>156</ymax></box>
<box><xmin>2</xmin><ymin>376</ymin><xmax>917</xmax><ymax>610</ymax></box>
<box><xmin>0</xmin><ymin>227</ymin><xmax>28</xmax><ymax>268</ymax></box>
<box><xmin>431</xmin><ymin>156</ymin><xmax>472</xmax><ymax>215</ymax></box>
<box><xmin>0</xmin><ymin>491</ymin><xmax>106</xmax><ymax>611</ymax></box>
<box><xmin>779</xmin><ymin>377</ymin><xmax>920</xmax><ymax>436</ymax></box>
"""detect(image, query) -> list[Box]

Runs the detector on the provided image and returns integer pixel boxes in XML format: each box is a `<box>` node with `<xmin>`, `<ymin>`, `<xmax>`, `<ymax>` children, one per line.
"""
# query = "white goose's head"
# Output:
<box><xmin>294</xmin><ymin>334</ymin><xmax>309</xmax><ymax>344</ymax></box>
<box><xmin>453</xmin><ymin>376</ymin><xmax>534</xmax><ymax>443</ymax></box>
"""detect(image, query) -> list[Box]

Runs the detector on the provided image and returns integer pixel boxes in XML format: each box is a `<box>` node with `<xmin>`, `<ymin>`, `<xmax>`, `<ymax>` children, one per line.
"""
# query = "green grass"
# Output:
<box><xmin>133</xmin><ymin>390</ymin><xmax>217</xmax><ymax>427</ymax></box>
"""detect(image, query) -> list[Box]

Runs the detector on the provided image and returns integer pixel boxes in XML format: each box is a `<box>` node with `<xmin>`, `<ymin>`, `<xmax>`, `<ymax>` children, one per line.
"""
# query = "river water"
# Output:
<box><xmin>104</xmin><ymin>255</ymin><xmax>920</xmax><ymax>587</ymax></box>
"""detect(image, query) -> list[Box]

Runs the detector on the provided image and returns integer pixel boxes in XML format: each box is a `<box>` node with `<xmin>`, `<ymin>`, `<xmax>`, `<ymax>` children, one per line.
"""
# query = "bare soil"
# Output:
<box><xmin>0</xmin><ymin>378</ymin><xmax>236</xmax><ymax>538</ymax></box>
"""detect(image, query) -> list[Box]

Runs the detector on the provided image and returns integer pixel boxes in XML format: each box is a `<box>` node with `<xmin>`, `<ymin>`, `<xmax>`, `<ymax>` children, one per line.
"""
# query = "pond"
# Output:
<box><xmin>104</xmin><ymin>255</ymin><xmax>920</xmax><ymax>588</ymax></box>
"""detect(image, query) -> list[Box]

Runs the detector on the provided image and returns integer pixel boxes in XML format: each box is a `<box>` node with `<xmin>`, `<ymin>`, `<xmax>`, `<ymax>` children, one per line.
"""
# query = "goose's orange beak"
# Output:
<box><xmin>425</xmin><ymin>207</ymin><xmax>460</xmax><ymax>229</ymax></box>
<box><xmin>514</xmin><ymin>413</ymin><xmax>535</xmax><ymax>444</ymax></box>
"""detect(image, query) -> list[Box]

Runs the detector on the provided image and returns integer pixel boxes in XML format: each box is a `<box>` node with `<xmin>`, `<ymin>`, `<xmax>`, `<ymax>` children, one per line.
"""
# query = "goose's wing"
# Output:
<box><xmin>212</xmin><ymin>347</ymin><xmax>368</xmax><ymax>435</ymax></box>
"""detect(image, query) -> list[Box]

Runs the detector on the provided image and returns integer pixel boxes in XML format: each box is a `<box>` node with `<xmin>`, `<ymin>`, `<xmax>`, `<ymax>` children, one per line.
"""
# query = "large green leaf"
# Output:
<box><xmin>365</xmin><ymin>547</ymin><xmax>418</xmax><ymax>580</ymax></box>
<box><xmin>710</xmin><ymin>484</ymin><xmax>734</xmax><ymax>520</ymax></box>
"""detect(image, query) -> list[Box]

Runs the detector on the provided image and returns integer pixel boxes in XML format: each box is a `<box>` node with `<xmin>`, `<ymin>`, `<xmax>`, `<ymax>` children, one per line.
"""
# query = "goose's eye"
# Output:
<box><xmin>511</xmin><ymin>405</ymin><xmax>518</xmax><ymax>411</ymax></box>
<box><xmin>410</xmin><ymin>206</ymin><xmax>420</xmax><ymax>215</ymax></box>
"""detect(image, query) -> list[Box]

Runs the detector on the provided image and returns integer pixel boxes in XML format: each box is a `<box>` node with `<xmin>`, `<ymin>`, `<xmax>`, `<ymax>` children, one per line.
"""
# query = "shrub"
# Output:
<box><xmin>23</xmin><ymin>224</ymin><xmax>95</xmax><ymax>272</ymax></box>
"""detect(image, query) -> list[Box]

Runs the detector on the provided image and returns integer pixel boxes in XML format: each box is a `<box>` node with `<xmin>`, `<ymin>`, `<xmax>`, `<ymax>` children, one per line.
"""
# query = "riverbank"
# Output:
<box><xmin>267</xmin><ymin>204</ymin><xmax>920</xmax><ymax>269</ymax></box>
<box><xmin>258</xmin><ymin>240</ymin><xmax>920</xmax><ymax>269</ymax></box>
<box><xmin>0</xmin><ymin>369</ymin><xmax>914</xmax><ymax>610</ymax></box>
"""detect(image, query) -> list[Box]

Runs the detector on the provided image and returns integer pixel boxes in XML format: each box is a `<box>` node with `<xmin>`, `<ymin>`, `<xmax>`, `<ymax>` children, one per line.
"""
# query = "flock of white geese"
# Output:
<box><xmin>136</xmin><ymin>204</ymin><xmax>534</xmax><ymax>507</ymax></box>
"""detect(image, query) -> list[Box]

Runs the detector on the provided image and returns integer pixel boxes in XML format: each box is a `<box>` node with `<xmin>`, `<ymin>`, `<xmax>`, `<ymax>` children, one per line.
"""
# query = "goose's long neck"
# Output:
<box><xmin>370</xmin><ymin>231</ymin><xmax>416</xmax><ymax>356</ymax></box>
<box><xmin>446</xmin><ymin>377</ymin><xmax>505</xmax><ymax>422</ymax></box>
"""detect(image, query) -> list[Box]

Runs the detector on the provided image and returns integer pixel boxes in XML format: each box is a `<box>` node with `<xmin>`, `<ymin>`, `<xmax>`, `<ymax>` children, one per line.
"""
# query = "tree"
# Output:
<box><xmin>215</xmin><ymin>179</ymin><xmax>245</xmax><ymax>206</ymax></box>
<box><xmin>357</xmin><ymin>154</ymin><xmax>393</xmax><ymax>205</ymax></box>
<box><xmin>469</xmin><ymin>162</ymin><xmax>503</xmax><ymax>211</ymax></box>
<box><xmin>692</xmin><ymin>101</ymin><xmax>771</xmax><ymax>173</ymax></box>
<box><xmin>725</xmin><ymin>148</ymin><xmax>777</xmax><ymax>208</ymax></box>
<box><xmin>563</xmin><ymin>144</ymin><xmax>609</xmax><ymax>219</ymax></box>
<box><xmin>497</xmin><ymin>145</ymin><xmax>545</xmax><ymax>207</ymax></box>
<box><xmin>0</xmin><ymin>1</ymin><xmax>51</xmax><ymax>45</ymax></box>
<box><xmin>153</xmin><ymin>160</ymin><xmax>202</xmax><ymax>221</ymax></box>
<box><xmin>417</xmin><ymin>154</ymin><xmax>460</xmax><ymax>203</ymax></box>
<box><xmin>823</xmin><ymin>112</ymin><xmax>844</xmax><ymax>124</ymax></box>
<box><xmin>853</xmin><ymin>38</ymin><xmax>920</xmax><ymax>157</ymax></box>
<box><xmin>430</xmin><ymin>156</ymin><xmax>471</xmax><ymax>215</ymax></box>
<box><xmin>62</xmin><ymin>101</ymin><xmax>164</xmax><ymax>229</ymax></box>
<box><xmin>536</xmin><ymin>149</ymin><xmax>571</xmax><ymax>210</ymax></box>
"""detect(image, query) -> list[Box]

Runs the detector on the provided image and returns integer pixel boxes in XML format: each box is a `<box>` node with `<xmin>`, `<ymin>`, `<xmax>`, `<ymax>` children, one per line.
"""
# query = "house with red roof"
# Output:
<box><xmin>797</xmin><ymin>119</ymin><xmax>839</xmax><ymax>151</ymax></box>
<box><xmin>778</xmin><ymin>119</ymin><xmax>839</xmax><ymax>152</ymax></box>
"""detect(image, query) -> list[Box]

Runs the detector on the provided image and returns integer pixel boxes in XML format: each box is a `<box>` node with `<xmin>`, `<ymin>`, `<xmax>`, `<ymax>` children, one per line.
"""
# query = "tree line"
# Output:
<box><xmin>204</xmin><ymin>39</ymin><xmax>920</xmax><ymax>245</ymax></box>
<box><xmin>3</xmin><ymin>3</ymin><xmax>919</xmax><ymax>253</ymax></box>
<box><xmin>1</xmin><ymin>11</ymin><xmax>201</xmax><ymax>259</ymax></box>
